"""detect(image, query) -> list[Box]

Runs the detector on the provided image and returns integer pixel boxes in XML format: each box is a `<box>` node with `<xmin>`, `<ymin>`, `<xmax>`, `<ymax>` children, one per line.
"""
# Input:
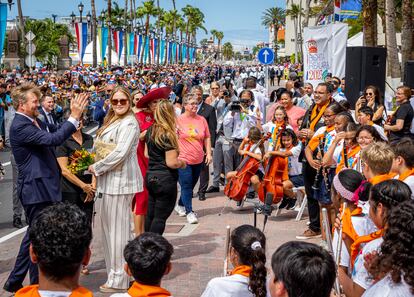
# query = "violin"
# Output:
<box><xmin>257</xmin><ymin>125</ymin><xmax>288</xmax><ymax>204</ymax></box>
<box><xmin>224</xmin><ymin>133</ymin><xmax>271</xmax><ymax>202</ymax></box>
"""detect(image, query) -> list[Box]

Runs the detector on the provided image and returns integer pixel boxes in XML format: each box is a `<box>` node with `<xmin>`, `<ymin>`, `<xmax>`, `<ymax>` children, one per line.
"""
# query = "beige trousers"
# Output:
<box><xmin>100</xmin><ymin>193</ymin><xmax>134</xmax><ymax>289</ymax></box>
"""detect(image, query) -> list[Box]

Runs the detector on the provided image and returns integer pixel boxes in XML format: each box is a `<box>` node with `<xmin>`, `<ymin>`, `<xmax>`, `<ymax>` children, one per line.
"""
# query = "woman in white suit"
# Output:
<box><xmin>88</xmin><ymin>86</ymin><xmax>142</xmax><ymax>293</ymax></box>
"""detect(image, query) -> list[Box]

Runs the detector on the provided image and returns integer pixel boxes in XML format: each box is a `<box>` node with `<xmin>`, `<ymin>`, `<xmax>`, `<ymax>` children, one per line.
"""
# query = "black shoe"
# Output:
<box><xmin>278</xmin><ymin>197</ymin><xmax>290</xmax><ymax>209</ymax></box>
<box><xmin>245</xmin><ymin>192</ymin><xmax>255</xmax><ymax>199</ymax></box>
<box><xmin>198</xmin><ymin>193</ymin><xmax>206</xmax><ymax>201</ymax></box>
<box><xmin>205</xmin><ymin>186</ymin><xmax>220</xmax><ymax>193</ymax></box>
<box><xmin>286</xmin><ymin>198</ymin><xmax>297</xmax><ymax>210</ymax></box>
<box><xmin>13</xmin><ymin>217</ymin><xmax>23</xmax><ymax>229</ymax></box>
<box><xmin>219</xmin><ymin>176</ymin><xmax>225</xmax><ymax>186</ymax></box>
<box><xmin>3</xmin><ymin>281</ymin><xmax>23</xmax><ymax>293</ymax></box>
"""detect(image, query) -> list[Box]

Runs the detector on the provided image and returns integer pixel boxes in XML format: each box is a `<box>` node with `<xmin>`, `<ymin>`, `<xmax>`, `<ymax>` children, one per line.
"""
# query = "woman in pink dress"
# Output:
<box><xmin>133</xmin><ymin>87</ymin><xmax>172</xmax><ymax>235</ymax></box>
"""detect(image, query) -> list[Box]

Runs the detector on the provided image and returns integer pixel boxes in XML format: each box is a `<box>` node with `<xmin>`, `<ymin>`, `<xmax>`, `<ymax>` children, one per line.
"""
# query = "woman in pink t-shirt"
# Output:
<box><xmin>175</xmin><ymin>94</ymin><xmax>212</xmax><ymax>224</ymax></box>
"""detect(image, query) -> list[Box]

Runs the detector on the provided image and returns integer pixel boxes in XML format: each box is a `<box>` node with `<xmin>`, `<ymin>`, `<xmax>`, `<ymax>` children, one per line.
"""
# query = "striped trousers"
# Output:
<box><xmin>100</xmin><ymin>193</ymin><xmax>134</xmax><ymax>289</ymax></box>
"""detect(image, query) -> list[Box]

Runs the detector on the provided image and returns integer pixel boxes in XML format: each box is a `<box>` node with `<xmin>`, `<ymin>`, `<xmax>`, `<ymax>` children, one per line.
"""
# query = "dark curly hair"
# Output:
<box><xmin>231</xmin><ymin>225</ymin><xmax>267</xmax><ymax>297</ymax></box>
<box><xmin>124</xmin><ymin>232</ymin><xmax>173</xmax><ymax>286</ymax></box>
<box><xmin>367</xmin><ymin>200</ymin><xmax>414</xmax><ymax>294</ymax></box>
<box><xmin>29</xmin><ymin>203</ymin><xmax>92</xmax><ymax>281</ymax></box>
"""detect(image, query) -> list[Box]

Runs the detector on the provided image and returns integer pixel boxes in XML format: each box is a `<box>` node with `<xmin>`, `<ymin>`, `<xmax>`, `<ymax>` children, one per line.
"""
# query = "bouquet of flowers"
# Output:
<box><xmin>68</xmin><ymin>148</ymin><xmax>95</xmax><ymax>175</ymax></box>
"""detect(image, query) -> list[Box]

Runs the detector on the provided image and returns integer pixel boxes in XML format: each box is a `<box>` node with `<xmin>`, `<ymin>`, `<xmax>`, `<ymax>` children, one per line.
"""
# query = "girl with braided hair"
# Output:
<box><xmin>363</xmin><ymin>199</ymin><xmax>414</xmax><ymax>296</ymax></box>
<box><xmin>201</xmin><ymin>225</ymin><xmax>267</xmax><ymax>297</ymax></box>
<box><xmin>338</xmin><ymin>179</ymin><xmax>412</xmax><ymax>297</ymax></box>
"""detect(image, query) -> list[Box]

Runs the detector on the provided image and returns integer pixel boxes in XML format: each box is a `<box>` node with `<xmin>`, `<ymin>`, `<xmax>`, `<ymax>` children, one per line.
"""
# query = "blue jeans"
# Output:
<box><xmin>178</xmin><ymin>163</ymin><xmax>203</xmax><ymax>214</ymax></box>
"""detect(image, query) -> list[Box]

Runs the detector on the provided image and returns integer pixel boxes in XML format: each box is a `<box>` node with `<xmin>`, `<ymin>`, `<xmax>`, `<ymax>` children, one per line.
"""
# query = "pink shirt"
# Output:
<box><xmin>266</xmin><ymin>103</ymin><xmax>306</xmax><ymax>132</ymax></box>
<box><xmin>177</xmin><ymin>114</ymin><xmax>211</xmax><ymax>165</ymax></box>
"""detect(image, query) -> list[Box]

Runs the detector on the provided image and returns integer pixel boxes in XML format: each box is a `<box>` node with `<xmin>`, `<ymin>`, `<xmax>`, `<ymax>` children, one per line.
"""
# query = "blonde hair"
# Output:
<box><xmin>11</xmin><ymin>83</ymin><xmax>42</xmax><ymax>110</ymax></box>
<box><xmin>361</xmin><ymin>142</ymin><xmax>394</xmax><ymax>175</ymax></box>
<box><xmin>97</xmin><ymin>86</ymin><xmax>133</xmax><ymax>137</ymax></box>
<box><xmin>151</xmin><ymin>99</ymin><xmax>179</xmax><ymax>150</ymax></box>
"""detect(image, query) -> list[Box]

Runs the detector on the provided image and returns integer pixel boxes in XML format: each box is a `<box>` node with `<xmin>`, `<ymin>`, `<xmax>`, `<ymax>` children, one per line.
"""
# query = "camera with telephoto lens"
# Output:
<box><xmin>229</xmin><ymin>100</ymin><xmax>241</xmax><ymax>111</ymax></box>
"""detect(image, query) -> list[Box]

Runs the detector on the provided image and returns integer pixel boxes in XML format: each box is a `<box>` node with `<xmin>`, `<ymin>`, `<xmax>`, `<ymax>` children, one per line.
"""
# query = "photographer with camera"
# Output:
<box><xmin>205</xmin><ymin>83</ymin><xmax>238</xmax><ymax>194</ymax></box>
<box><xmin>223</xmin><ymin>90</ymin><xmax>262</xmax><ymax>168</ymax></box>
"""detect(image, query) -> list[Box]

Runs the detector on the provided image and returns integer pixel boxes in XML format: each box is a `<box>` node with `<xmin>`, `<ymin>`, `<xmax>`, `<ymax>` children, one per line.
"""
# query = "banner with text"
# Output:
<box><xmin>303</xmin><ymin>23</ymin><xmax>348</xmax><ymax>87</ymax></box>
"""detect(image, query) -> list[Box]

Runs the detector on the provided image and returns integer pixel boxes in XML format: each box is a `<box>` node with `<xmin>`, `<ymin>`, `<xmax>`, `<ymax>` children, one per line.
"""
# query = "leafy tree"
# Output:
<box><xmin>24</xmin><ymin>19</ymin><xmax>74</xmax><ymax>67</ymax></box>
<box><xmin>222</xmin><ymin>42</ymin><xmax>233</xmax><ymax>60</ymax></box>
<box><xmin>262</xmin><ymin>7</ymin><xmax>285</xmax><ymax>61</ymax></box>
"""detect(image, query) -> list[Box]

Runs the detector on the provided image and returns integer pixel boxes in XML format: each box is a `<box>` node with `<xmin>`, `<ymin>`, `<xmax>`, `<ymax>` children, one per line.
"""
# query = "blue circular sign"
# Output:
<box><xmin>257</xmin><ymin>47</ymin><xmax>275</xmax><ymax>65</ymax></box>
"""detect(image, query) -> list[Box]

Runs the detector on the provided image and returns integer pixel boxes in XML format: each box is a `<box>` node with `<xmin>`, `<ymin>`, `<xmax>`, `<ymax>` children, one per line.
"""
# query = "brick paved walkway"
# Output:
<box><xmin>0</xmin><ymin>190</ymin><xmax>317</xmax><ymax>297</ymax></box>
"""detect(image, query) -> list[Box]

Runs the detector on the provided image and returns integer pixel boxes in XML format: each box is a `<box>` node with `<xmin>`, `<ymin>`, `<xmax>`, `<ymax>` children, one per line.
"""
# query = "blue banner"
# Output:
<box><xmin>172</xmin><ymin>42</ymin><xmax>176</xmax><ymax>64</ymax></box>
<box><xmin>154</xmin><ymin>38</ymin><xmax>158</xmax><ymax>64</ymax></box>
<box><xmin>128</xmin><ymin>33</ymin><xmax>134</xmax><ymax>56</ymax></box>
<box><xmin>137</xmin><ymin>35</ymin><xmax>142</xmax><ymax>61</ymax></box>
<box><xmin>168</xmin><ymin>41</ymin><xmax>172</xmax><ymax>64</ymax></box>
<box><xmin>160</xmin><ymin>39</ymin><xmax>165</xmax><ymax>64</ymax></box>
<box><xmin>144</xmin><ymin>36</ymin><xmax>150</xmax><ymax>64</ymax></box>
<box><xmin>0</xmin><ymin>4</ymin><xmax>7</xmax><ymax>61</ymax></box>
<box><xmin>100</xmin><ymin>27</ymin><xmax>108</xmax><ymax>62</ymax></box>
<box><xmin>340</xmin><ymin>0</ymin><xmax>361</xmax><ymax>20</ymax></box>
<box><xmin>182</xmin><ymin>44</ymin><xmax>187</xmax><ymax>63</ymax></box>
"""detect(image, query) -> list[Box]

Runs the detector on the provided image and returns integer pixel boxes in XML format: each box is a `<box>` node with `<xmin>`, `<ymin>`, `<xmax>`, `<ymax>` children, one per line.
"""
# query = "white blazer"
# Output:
<box><xmin>92</xmin><ymin>114</ymin><xmax>143</xmax><ymax>195</ymax></box>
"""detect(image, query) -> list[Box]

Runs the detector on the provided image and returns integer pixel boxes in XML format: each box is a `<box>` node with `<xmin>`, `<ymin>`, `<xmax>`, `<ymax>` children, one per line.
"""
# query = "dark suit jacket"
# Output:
<box><xmin>10</xmin><ymin>113</ymin><xmax>77</xmax><ymax>205</ymax></box>
<box><xmin>197</xmin><ymin>102</ymin><xmax>217</xmax><ymax>147</ymax></box>
<box><xmin>38</xmin><ymin>107</ymin><xmax>57</xmax><ymax>125</ymax></box>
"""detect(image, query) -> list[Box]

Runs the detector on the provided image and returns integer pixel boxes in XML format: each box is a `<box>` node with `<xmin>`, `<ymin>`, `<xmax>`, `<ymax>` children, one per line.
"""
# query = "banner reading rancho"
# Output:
<box><xmin>303</xmin><ymin>23</ymin><xmax>348</xmax><ymax>87</ymax></box>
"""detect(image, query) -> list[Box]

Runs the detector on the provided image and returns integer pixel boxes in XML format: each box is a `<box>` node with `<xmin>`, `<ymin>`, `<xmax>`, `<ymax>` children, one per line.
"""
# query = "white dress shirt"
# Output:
<box><xmin>223</xmin><ymin>105</ymin><xmax>261</xmax><ymax>139</ymax></box>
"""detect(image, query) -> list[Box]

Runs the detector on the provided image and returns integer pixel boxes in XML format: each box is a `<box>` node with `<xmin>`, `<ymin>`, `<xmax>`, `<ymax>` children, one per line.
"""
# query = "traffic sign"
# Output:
<box><xmin>257</xmin><ymin>47</ymin><xmax>274</xmax><ymax>65</ymax></box>
<box><xmin>26</xmin><ymin>43</ymin><xmax>36</xmax><ymax>55</ymax></box>
<box><xmin>25</xmin><ymin>55</ymin><xmax>37</xmax><ymax>68</ymax></box>
<box><xmin>25</xmin><ymin>31</ymin><xmax>35</xmax><ymax>41</ymax></box>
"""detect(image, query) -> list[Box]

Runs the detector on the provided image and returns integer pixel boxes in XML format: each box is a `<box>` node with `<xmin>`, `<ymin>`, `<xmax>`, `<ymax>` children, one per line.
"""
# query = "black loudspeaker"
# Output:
<box><xmin>404</xmin><ymin>61</ymin><xmax>414</xmax><ymax>88</ymax></box>
<box><xmin>345</xmin><ymin>47</ymin><xmax>387</xmax><ymax>108</ymax></box>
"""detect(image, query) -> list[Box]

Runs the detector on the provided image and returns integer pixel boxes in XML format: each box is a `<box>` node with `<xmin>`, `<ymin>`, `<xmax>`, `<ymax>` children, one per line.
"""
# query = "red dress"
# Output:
<box><xmin>132</xmin><ymin>111</ymin><xmax>154</xmax><ymax>215</ymax></box>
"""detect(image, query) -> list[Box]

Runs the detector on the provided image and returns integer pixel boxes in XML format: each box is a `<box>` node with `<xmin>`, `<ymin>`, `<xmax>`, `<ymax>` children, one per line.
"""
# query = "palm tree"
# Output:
<box><xmin>303</xmin><ymin>0</ymin><xmax>312</xmax><ymax>27</ymax></box>
<box><xmin>262</xmin><ymin>7</ymin><xmax>286</xmax><ymax>61</ymax></box>
<box><xmin>187</xmin><ymin>8</ymin><xmax>207</xmax><ymax>62</ymax></box>
<box><xmin>362</xmin><ymin>0</ymin><xmax>377</xmax><ymax>46</ymax></box>
<box><xmin>137</xmin><ymin>0</ymin><xmax>159</xmax><ymax>64</ymax></box>
<box><xmin>182</xmin><ymin>5</ymin><xmax>195</xmax><ymax>44</ymax></box>
<box><xmin>385</xmin><ymin>0</ymin><xmax>401</xmax><ymax>78</ymax></box>
<box><xmin>215</xmin><ymin>31</ymin><xmax>224</xmax><ymax>61</ymax></box>
<box><xmin>401</xmin><ymin>0</ymin><xmax>413</xmax><ymax>74</ymax></box>
<box><xmin>286</xmin><ymin>4</ymin><xmax>303</xmax><ymax>64</ymax></box>
<box><xmin>91</xmin><ymin>0</ymin><xmax>97</xmax><ymax>67</ymax></box>
<box><xmin>222</xmin><ymin>42</ymin><xmax>233</xmax><ymax>60</ymax></box>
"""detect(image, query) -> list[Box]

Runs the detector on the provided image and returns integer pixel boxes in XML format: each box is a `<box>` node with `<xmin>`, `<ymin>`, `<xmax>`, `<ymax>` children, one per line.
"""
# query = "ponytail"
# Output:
<box><xmin>231</xmin><ymin>225</ymin><xmax>267</xmax><ymax>297</ymax></box>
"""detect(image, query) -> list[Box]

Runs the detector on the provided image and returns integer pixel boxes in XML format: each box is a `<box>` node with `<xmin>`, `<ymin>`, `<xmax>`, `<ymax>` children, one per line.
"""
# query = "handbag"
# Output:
<box><xmin>94</xmin><ymin>139</ymin><xmax>116</xmax><ymax>161</ymax></box>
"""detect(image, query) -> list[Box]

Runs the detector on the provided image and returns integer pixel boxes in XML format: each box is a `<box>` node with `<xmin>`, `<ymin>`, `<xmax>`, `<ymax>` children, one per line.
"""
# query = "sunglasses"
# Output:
<box><xmin>365</xmin><ymin>92</ymin><xmax>373</xmax><ymax>95</ymax></box>
<box><xmin>111</xmin><ymin>99</ymin><xmax>129</xmax><ymax>106</ymax></box>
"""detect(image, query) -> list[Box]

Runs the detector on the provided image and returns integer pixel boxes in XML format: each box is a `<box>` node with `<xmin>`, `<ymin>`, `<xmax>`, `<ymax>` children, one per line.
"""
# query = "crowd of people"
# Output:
<box><xmin>0</xmin><ymin>62</ymin><xmax>413</xmax><ymax>297</ymax></box>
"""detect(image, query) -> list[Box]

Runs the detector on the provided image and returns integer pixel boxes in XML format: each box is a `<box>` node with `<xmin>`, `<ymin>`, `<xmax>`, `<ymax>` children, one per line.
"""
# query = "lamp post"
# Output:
<box><xmin>86</xmin><ymin>11</ymin><xmax>91</xmax><ymax>43</ymax></box>
<box><xmin>70</xmin><ymin>11</ymin><xmax>76</xmax><ymax>25</ymax></box>
<box><xmin>78</xmin><ymin>1</ymin><xmax>84</xmax><ymax>23</ymax></box>
<box><xmin>52</xmin><ymin>14</ymin><xmax>57</xmax><ymax>23</ymax></box>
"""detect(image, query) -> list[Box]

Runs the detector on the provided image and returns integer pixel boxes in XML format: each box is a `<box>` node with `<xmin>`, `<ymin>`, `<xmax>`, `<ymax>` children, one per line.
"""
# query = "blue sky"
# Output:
<box><xmin>7</xmin><ymin>0</ymin><xmax>284</xmax><ymax>50</ymax></box>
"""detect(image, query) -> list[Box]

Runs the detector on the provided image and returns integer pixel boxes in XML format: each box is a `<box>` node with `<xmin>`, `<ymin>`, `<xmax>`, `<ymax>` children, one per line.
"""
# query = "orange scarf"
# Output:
<box><xmin>271</xmin><ymin>121</ymin><xmax>285</xmax><ymax>149</ymax></box>
<box><xmin>128</xmin><ymin>281</ymin><xmax>171</xmax><ymax>297</ymax></box>
<box><xmin>368</xmin><ymin>173</ymin><xmax>394</xmax><ymax>185</ymax></box>
<box><xmin>350</xmin><ymin>229</ymin><xmax>384</xmax><ymax>270</ymax></box>
<box><xmin>15</xmin><ymin>285</ymin><xmax>92</xmax><ymax>297</ymax></box>
<box><xmin>308</xmin><ymin>125</ymin><xmax>335</xmax><ymax>152</ymax></box>
<box><xmin>230</xmin><ymin>265</ymin><xmax>252</xmax><ymax>277</ymax></box>
<box><xmin>336</xmin><ymin>145</ymin><xmax>361</xmax><ymax>174</ymax></box>
<box><xmin>398</xmin><ymin>168</ymin><xmax>414</xmax><ymax>181</ymax></box>
<box><xmin>341</xmin><ymin>207</ymin><xmax>364</xmax><ymax>242</ymax></box>
<box><xmin>309</xmin><ymin>100</ymin><xmax>331</xmax><ymax>131</ymax></box>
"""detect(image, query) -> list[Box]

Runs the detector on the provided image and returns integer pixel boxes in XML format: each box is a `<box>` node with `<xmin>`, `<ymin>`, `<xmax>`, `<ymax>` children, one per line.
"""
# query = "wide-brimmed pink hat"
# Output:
<box><xmin>135</xmin><ymin>86</ymin><xmax>171</xmax><ymax>108</ymax></box>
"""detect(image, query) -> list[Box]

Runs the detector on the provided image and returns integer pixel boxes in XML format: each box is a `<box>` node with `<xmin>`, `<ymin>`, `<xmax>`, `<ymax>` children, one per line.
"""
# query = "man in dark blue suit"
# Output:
<box><xmin>3</xmin><ymin>84</ymin><xmax>88</xmax><ymax>293</ymax></box>
<box><xmin>37</xmin><ymin>94</ymin><xmax>57</xmax><ymax>126</ymax></box>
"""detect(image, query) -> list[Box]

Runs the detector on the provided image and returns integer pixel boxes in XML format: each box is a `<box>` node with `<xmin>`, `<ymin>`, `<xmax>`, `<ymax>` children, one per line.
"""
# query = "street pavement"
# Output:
<box><xmin>0</xmin><ymin>80</ymin><xmax>304</xmax><ymax>297</ymax></box>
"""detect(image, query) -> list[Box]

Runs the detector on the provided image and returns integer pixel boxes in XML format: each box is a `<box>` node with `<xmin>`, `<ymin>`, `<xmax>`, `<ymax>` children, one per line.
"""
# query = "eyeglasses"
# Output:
<box><xmin>111</xmin><ymin>99</ymin><xmax>128</xmax><ymax>106</ymax></box>
<box><xmin>357</xmin><ymin>136</ymin><xmax>373</xmax><ymax>141</ymax></box>
<box><xmin>365</xmin><ymin>92</ymin><xmax>373</xmax><ymax>96</ymax></box>
<box><xmin>211</xmin><ymin>87</ymin><xmax>219</xmax><ymax>90</ymax></box>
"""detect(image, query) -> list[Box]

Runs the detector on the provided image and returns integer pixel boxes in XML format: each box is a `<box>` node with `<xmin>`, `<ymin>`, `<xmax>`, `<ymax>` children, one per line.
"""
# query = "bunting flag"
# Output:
<box><xmin>128</xmin><ymin>33</ymin><xmax>135</xmax><ymax>56</ymax></box>
<box><xmin>175</xmin><ymin>42</ymin><xmax>179</xmax><ymax>64</ymax></box>
<box><xmin>75</xmin><ymin>22</ymin><xmax>88</xmax><ymax>63</ymax></box>
<box><xmin>137</xmin><ymin>34</ymin><xmax>143</xmax><ymax>61</ymax></box>
<box><xmin>153</xmin><ymin>38</ymin><xmax>158</xmax><ymax>64</ymax></box>
<box><xmin>160</xmin><ymin>39</ymin><xmax>166</xmax><ymax>64</ymax></box>
<box><xmin>143</xmin><ymin>36</ymin><xmax>150</xmax><ymax>64</ymax></box>
<box><xmin>165</xmin><ymin>41</ymin><xmax>172</xmax><ymax>64</ymax></box>
<box><xmin>113</xmin><ymin>30</ymin><xmax>124</xmax><ymax>61</ymax></box>
<box><xmin>182</xmin><ymin>44</ymin><xmax>187</xmax><ymax>64</ymax></box>
<box><xmin>0</xmin><ymin>4</ymin><xmax>7</xmax><ymax>61</ymax></box>
<box><xmin>171</xmin><ymin>42</ymin><xmax>175</xmax><ymax>64</ymax></box>
<box><xmin>334</xmin><ymin>0</ymin><xmax>341</xmax><ymax>21</ymax></box>
<box><xmin>97</xmin><ymin>27</ymin><xmax>109</xmax><ymax>63</ymax></box>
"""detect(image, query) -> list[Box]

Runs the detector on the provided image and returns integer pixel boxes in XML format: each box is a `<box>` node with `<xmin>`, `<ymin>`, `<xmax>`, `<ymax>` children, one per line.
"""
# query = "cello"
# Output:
<box><xmin>257</xmin><ymin>125</ymin><xmax>287</xmax><ymax>204</ymax></box>
<box><xmin>224</xmin><ymin>133</ymin><xmax>271</xmax><ymax>202</ymax></box>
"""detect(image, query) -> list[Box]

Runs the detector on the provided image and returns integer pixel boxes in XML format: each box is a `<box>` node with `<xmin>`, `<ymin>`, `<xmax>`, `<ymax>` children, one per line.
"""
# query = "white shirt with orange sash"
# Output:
<box><xmin>393</xmin><ymin>168</ymin><xmax>414</xmax><ymax>199</ymax></box>
<box><xmin>201</xmin><ymin>266</ymin><xmax>254</xmax><ymax>297</ymax></box>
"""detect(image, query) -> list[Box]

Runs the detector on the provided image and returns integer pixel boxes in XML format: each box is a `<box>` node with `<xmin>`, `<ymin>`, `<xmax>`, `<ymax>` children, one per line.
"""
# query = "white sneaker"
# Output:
<box><xmin>186</xmin><ymin>212</ymin><xmax>198</xmax><ymax>224</ymax></box>
<box><xmin>174</xmin><ymin>205</ymin><xmax>186</xmax><ymax>217</ymax></box>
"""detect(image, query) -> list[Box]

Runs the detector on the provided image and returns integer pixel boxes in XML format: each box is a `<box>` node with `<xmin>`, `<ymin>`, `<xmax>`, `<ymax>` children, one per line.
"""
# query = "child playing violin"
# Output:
<box><xmin>263</xmin><ymin>128</ymin><xmax>303</xmax><ymax>210</ymax></box>
<box><xmin>226</xmin><ymin>127</ymin><xmax>265</xmax><ymax>199</ymax></box>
